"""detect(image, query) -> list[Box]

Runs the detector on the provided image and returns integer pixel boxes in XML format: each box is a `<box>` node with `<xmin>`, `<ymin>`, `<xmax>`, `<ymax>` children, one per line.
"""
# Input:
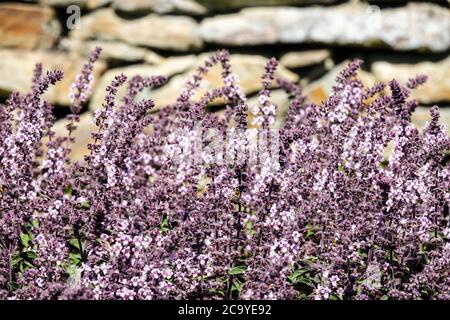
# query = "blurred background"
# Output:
<box><xmin>0</xmin><ymin>0</ymin><xmax>449</xmax><ymax>160</ymax></box>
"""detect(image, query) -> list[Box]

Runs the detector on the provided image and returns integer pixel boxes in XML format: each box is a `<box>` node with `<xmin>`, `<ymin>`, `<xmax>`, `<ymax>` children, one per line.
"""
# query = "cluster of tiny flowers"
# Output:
<box><xmin>0</xmin><ymin>49</ymin><xmax>449</xmax><ymax>300</ymax></box>
<box><xmin>69</xmin><ymin>47</ymin><xmax>102</xmax><ymax>113</ymax></box>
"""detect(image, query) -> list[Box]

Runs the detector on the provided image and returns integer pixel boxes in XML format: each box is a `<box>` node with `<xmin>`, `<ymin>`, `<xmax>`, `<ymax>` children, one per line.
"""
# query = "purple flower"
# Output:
<box><xmin>0</xmin><ymin>49</ymin><xmax>449</xmax><ymax>300</ymax></box>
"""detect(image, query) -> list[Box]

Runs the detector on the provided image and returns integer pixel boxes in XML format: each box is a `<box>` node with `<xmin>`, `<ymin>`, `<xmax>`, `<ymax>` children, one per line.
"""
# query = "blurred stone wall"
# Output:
<box><xmin>0</xmin><ymin>0</ymin><xmax>449</xmax><ymax>160</ymax></box>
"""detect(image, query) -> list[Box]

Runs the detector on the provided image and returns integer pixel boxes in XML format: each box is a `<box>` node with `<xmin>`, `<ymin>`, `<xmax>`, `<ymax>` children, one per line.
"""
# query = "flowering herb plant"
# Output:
<box><xmin>0</xmin><ymin>48</ymin><xmax>449</xmax><ymax>300</ymax></box>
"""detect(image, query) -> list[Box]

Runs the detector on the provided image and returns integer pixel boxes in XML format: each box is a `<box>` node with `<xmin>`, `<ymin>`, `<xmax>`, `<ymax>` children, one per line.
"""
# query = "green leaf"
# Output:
<box><xmin>358</xmin><ymin>250</ymin><xmax>368</xmax><ymax>258</ymax></box>
<box><xmin>214</xmin><ymin>289</ymin><xmax>225</xmax><ymax>297</ymax></box>
<box><xmin>385</xmin><ymin>250</ymin><xmax>398</xmax><ymax>263</ymax></box>
<box><xmin>69</xmin><ymin>253</ymin><xmax>81</xmax><ymax>265</ymax></box>
<box><xmin>69</xmin><ymin>252</ymin><xmax>81</xmax><ymax>260</ymax></box>
<box><xmin>160</xmin><ymin>214</ymin><xmax>170</xmax><ymax>234</ymax></box>
<box><xmin>7</xmin><ymin>282</ymin><xmax>19</xmax><ymax>291</ymax></box>
<box><xmin>19</xmin><ymin>260</ymin><xmax>34</xmax><ymax>272</ymax></box>
<box><xmin>245</xmin><ymin>220</ymin><xmax>255</xmax><ymax>236</ymax></box>
<box><xmin>305</xmin><ymin>224</ymin><xmax>318</xmax><ymax>238</ymax></box>
<box><xmin>288</xmin><ymin>269</ymin><xmax>306</xmax><ymax>282</ymax></box>
<box><xmin>31</xmin><ymin>219</ymin><xmax>39</xmax><ymax>228</ymax></box>
<box><xmin>11</xmin><ymin>254</ymin><xmax>23</xmax><ymax>266</ymax></box>
<box><xmin>25</xmin><ymin>251</ymin><xmax>38</xmax><ymax>260</ymax></box>
<box><xmin>70</xmin><ymin>238</ymin><xmax>81</xmax><ymax>250</ymax></box>
<box><xmin>20</xmin><ymin>232</ymin><xmax>31</xmax><ymax>247</ymax></box>
<box><xmin>288</xmin><ymin>266</ymin><xmax>318</xmax><ymax>289</ymax></box>
<box><xmin>64</xmin><ymin>185</ymin><xmax>73</xmax><ymax>196</ymax></box>
<box><xmin>80</xmin><ymin>201</ymin><xmax>90</xmax><ymax>209</ymax></box>
<box><xmin>298</xmin><ymin>278</ymin><xmax>315</xmax><ymax>287</ymax></box>
<box><xmin>229</xmin><ymin>265</ymin><xmax>246</xmax><ymax>275</ymax></box>
<box><xmin>231</xmin><ymin>278</ymin><xmax>243</xmax><ymax>293</ymax></box>
<box><xmin>66</xmin><ymin>264</ymin><xmax>78</xmax><ymax>276</ymax></box>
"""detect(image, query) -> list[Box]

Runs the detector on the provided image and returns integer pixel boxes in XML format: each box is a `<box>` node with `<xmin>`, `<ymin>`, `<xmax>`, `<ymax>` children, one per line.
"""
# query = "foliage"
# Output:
<box><xmin>0</xmin><ymin>48</ymin><xmax>449</xmax><ymax>300</ymax></box>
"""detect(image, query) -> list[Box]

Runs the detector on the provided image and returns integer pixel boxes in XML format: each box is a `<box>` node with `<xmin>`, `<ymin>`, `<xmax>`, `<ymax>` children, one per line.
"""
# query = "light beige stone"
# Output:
<box><xmin>304</xmin><ymin>60</ymin><xmax>376</xmax><ymax>104</ymax></box>
<box><xmin>61</xmin><ymin>39</ymin><xmax>163</xmax><ymax>64</ymax></box>
<box><xmin>412</xmin><ymin>106</ymin><xmax>450</xmax><ymax>135</ymax></box>
<box><xmin>0</xmin><ymin>49</ymin><xmax>107</xmax><ymax>106</ymax></box>
<box><xmin>150</xmin><ymin>53</ymin><xmax>299</xmax><ymax>108</ymax></box>
<box><xmin>197</xmin><ymin>0</ymin><xmax>336</xmax><ymax>10</ymax></box>
<box><xmin>0</xmin><ymin>3</ymin><xmax>60</xmax><ymax>49</ymax></box>
<box><xmin>200</xmin><ymin>3</ymin><xmax>450</xmax><ymax>52</ymax></box>
<box><xmin>280</xmin><ymin>50</ymin><xmax>331</xmax><ymax>69</ymax></box>
<box><xmin>246</xmin><ymin>89</ymin><xmax>291</xmax><ymax>128</ymax></box>
<box><xmin>89</xmin><ymin>55</ymin><xmax>197</xmax><ymax>111</ymax></box>
<box><xmin>112</xmin><ymin>0</ymin><xmax>207</xmax><ymax>15</ymax></box>
<box><xmin>70</xmin><ymin>8</ymin><xmax>202</xmax><ymax>51</ymax></box>
<box><xmin>372</xmin><ymin>57</ymin><xmax>450</xmax><ymax>104</ymax></box>
<box><xmin>384</xmin><ymin>106</ymin><xmax>450</xmax><ymax>159</ymax></box>
<box><xmin>51</xmin><ymin>113</ymin><xmax>96</xmax><ymax>162</ymax></box>
<box><xmin>38</xmin><ymin>0</ymin><xmax>111</xmax><ymax>9</ymax></box>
